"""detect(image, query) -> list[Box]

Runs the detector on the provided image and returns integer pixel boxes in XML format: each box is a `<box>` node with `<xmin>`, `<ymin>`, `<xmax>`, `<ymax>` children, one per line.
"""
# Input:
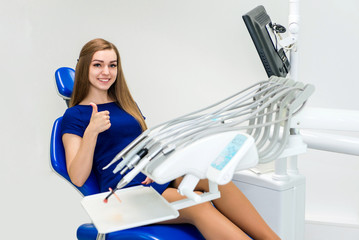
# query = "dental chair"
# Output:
<box><xmin>50</xmin><ymin>67</ymin><xmax>204</xmax><ymax>240</ymax></box>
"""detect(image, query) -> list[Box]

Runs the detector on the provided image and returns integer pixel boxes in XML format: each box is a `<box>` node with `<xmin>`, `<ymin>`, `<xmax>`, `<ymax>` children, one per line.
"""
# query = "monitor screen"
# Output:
<box><xmin>242</xmin><ymin>5</ymin><xmax>290</xmax><ymax>77</ymax></box>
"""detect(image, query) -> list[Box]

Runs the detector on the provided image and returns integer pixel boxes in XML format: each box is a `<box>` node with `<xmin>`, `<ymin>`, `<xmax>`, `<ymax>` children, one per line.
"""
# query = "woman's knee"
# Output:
<box><xmin>179</xmin><ymin>200</ymin><xmax>215</xmax><ymax>224</ymax></box>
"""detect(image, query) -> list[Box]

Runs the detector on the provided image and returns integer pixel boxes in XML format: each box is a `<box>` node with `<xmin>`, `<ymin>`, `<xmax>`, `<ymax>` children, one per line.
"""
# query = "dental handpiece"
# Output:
<box><xmin>116</xmin><ymin>143</ymin><xmax>163</xmax><ymax>189</ymax></box>
<box><xmin>102</xmin><ymin>130</ymin><xmax>150</xmax><ymax>170</ymax></box>
<box><xmin>113</xmin><ymin>148</ymin><xmax>149</xmax><ymax>174</ymax></box>
<box><xmin>114</xmin><ymin>138</ymin><xmax>157</xmax><ymax>174</ymax></box>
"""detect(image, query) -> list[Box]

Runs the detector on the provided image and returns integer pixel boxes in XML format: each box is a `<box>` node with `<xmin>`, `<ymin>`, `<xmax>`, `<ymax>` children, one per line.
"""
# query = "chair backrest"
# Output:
<box><xmin>50</xmin><ymin>67</ymin><xmax>100</xmax><ymax>196</ymax></box>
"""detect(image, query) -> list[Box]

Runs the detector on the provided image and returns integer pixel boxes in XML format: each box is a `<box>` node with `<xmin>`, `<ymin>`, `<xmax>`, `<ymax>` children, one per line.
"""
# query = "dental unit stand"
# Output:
<box><xmin>237</xmin><ymin>2</ymin><xmax>307</xmax><ymax>235</ymax></box>
<box><xmin>241</xmin><ymin>2</ymin><xmax>306</xmax><ymax>238</ymax></box>
<box><xmin>232</xmin><ymin>1</ymin><xmax>304</xmax><ymax>239</ymax></box>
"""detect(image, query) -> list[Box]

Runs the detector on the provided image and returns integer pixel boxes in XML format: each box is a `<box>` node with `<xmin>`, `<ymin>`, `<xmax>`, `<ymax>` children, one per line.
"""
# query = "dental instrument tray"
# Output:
<box><xmin>81</xmin><ymin>185</ymin><xmax>179</xmax><ymax>234</ymax></box>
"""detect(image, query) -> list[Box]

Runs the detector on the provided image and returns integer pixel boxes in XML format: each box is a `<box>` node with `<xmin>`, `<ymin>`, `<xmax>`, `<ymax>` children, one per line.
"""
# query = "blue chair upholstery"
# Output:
<box><xmin>50</xmin><ymin>67</ymin><xmax>204</xmax><ymax>240</ymax></box>
<box><xmin>77</xmin><ymin>223</ymin><xmax>204</xmax><ymax>240</ymax></box>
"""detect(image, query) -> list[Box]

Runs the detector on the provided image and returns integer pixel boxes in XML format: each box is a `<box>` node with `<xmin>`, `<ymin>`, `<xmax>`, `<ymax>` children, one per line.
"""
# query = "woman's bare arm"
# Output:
<box><xmin>62</xmin><ymin>103</ymin><xmax>111</xmax><ymax>186</ymax></box>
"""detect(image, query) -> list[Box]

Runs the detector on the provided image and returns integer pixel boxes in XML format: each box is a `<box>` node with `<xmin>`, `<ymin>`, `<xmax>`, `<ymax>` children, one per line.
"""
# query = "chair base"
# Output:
<box><xmin>77</xmin><ymin>223</ymin><xmax>205</xmax><ymax>240</ymax></box>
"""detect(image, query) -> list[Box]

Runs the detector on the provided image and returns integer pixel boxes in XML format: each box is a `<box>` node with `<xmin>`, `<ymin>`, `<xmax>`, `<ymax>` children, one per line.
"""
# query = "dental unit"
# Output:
<box><xmin>80</xmin><ymin>75</ymin><xmax>316</xmax><ymax>238</ymax></box>
<box><xmin>103</xmin><ymin>77</ymin><xmax>314</xmax><ymax>198</ymax></box>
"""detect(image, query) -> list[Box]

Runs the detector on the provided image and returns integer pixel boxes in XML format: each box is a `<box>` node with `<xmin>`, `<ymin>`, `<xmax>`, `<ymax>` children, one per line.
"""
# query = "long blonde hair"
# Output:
<box><xmin>70</xmin><ymin>38</ymin><xmax>147</xmax><ymax>130</ymax></box>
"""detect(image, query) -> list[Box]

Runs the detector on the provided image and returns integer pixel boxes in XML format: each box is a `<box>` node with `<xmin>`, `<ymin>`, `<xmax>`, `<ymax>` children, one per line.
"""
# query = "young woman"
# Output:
<box><xmin>61</xmin><ymin>38</ymin><xmax>280</xmax><ymax>240</ymax></box>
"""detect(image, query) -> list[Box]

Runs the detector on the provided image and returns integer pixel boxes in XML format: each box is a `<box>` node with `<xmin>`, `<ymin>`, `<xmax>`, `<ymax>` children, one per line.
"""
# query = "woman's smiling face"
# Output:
<box><xmin>88</xmin><ymin>49</ymin><xmax>118</xmax><ymax>94</ymax></box>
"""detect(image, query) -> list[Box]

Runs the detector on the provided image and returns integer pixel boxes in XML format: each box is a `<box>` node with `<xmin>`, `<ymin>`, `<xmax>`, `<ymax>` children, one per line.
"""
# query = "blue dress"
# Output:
<box><xmin>61</xmin><ymin>102</ymin><xmax>170</xmax><ymax>194</ymax></box>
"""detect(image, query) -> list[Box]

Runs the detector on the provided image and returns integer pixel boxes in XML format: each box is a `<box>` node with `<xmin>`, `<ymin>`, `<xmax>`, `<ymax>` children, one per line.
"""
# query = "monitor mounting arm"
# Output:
<box><xmin>273</xmin><ymin>0</ymin><xmax>300</xmax><ymax>80</ymax></box>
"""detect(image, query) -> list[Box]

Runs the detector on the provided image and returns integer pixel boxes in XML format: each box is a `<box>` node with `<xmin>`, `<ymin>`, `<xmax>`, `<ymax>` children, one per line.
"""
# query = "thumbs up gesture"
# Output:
<box><xmin>88</xmin><ymin>102</ymin><xmax>111</xmax><ymax>134</ymax></box>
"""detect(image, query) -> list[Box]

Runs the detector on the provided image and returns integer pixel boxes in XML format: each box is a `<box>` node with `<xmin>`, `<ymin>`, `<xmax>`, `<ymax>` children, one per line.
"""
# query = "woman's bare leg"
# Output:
<box><xmin>161</xmin><ymin>187</ymin><xmax>252</xmax><ymax>240</ymax></box>
<box><xmin>193</xmin><ymin>179</ymin><xmax>280</xmax><ymax>240</ymax></box>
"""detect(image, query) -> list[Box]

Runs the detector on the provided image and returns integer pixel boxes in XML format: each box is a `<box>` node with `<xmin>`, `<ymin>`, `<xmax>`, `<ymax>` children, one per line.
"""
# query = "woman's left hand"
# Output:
<box><xmin>142</xmin><ymin>177</ymin><xmax>154</xmax><ymax>185</ymax></box>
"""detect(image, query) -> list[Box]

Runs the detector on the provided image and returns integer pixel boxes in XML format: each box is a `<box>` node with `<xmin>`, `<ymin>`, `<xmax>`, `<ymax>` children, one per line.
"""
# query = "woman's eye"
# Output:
<box><xmin>93</xmin><ymin>63</ymin><xmax>101</xmax><ymax>67</ymax></box>
<box><xmin>110</xmin><ymin>64</ymin><xmax>117</xmax><ymax>68</ymax></box>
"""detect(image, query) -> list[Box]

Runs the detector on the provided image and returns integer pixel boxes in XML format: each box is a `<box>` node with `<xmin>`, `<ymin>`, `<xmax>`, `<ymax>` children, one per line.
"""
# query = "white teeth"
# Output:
<box><xmin>99</xmin><ymin>79</ymin><xmax>110</xmax><ymax>82</ymax></box>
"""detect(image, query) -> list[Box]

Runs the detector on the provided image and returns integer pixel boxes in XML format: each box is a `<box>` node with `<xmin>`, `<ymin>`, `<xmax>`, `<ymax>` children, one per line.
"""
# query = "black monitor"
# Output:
<box><xmin>242</xmin><ymin>5</ymin><xmax>290</xmax><ymax>77</ymax></box>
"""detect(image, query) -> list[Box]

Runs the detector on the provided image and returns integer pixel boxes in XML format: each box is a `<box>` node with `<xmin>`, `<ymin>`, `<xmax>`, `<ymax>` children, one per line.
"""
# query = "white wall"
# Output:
<box><xmin>298</xmin><ymin>1</ymin><xmax>359</xmax><ymax>238</ymax></box>
<box><xmin>0</xmin><ymin>0</ymin><xmax>358</xmax><ymax>239</ymax></box>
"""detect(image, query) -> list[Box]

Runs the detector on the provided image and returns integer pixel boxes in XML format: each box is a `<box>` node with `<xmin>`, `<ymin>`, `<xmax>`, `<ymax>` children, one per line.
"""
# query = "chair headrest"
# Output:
<box><xmin>55</xmin><ymin>67</ymin><xmax>75</xmax><ymax>100</ymax></box>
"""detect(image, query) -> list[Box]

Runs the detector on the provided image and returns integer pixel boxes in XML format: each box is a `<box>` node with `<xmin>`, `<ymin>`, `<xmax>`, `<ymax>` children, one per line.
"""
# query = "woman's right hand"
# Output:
<box><xmin>88</xmin><ymin>102</ymin><xmax>111</xmax><ymax>134</ymax></box>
